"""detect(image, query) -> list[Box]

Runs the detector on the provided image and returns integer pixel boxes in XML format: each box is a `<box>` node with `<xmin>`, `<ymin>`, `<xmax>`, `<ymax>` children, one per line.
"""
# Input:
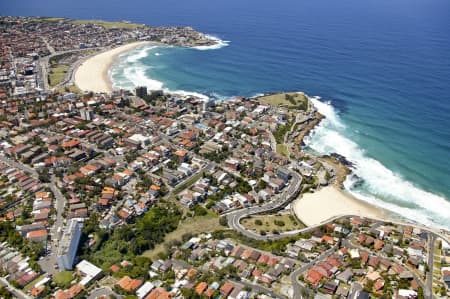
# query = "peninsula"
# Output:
<box><xmin>1</xmin><ymin>16</ymin><xmax>450</xmax><ymax>299</ymax></box>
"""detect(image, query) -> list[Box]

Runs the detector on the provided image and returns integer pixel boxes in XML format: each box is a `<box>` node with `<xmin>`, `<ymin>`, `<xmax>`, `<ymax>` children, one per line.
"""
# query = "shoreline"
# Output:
<box><xmin>292</xmin><ymin>185</ymin><xmax>393</xmax><ymax>227</ymax></box>
<box><xmin>74</xmin><ymin>41</ymin><xmax>160</xmax><ymax>93</ymax></box>
<box><xmin>73</xmin><ymin>44</ymin><xmax>444</xmax><ymax>229</ymax></box>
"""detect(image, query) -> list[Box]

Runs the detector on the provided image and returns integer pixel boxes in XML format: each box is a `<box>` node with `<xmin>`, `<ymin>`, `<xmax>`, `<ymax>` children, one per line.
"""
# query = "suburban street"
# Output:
<box><xmin>39</xmin><ymin>175</ymin><xmax>67</xmax><ymax>275</ymax></box>
<box><xmin>0</xmin><ymin>277</ymin><xmax>32</xmax><ymax>299</ymax></box>
<box><xmin>229</xmin><ymin>278</ymin><xmax>284</xmax><ymax>299</ymax></box>
<box><xmin>426</xmin><ymin>234</ymin><xmax>436</xmax><ymax>299</ymax></box>
<box><xmin>0</xmin><ymin>154</ymin><xmax>66</xmax><ymax>274</ymax></box>
<box><xmin>0</xmin><ymin>155</ymin><xmax>39</xmax><ymax>178</ymax></box>
<box><xmin>289</xmin><ymin>245</ymin><xmax>337</xmax><ymax>299</ymax></box>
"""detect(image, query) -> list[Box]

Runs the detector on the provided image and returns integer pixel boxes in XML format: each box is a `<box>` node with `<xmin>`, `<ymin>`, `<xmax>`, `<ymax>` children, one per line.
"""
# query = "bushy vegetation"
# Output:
<box><xmin>0</xmin><ymin>286</ymin><xmax>13</xmax><ymax>299</ymax></box>
<box><xmin>111</xmin><ymin>256</ymin><xmax>152</xmax><ymax>279</ymax></box>
<box><xmin>274</xmin><ymin>122</ymin><xmax>292</xmax><ymax>144</ymax></box>
<box><xmin>193</xmin><ymin>205</ymin><xmax>208</xmax><ymax>216</ymax></box>
<box><xmin>213</xmin><ymin>230</ymin><xmax>305</xmax><ymax>255</ymax></box>
<box><xmin>84</xmin><ymin>205</ymin><xmax>181</xmax><ymax>270</ymax></box>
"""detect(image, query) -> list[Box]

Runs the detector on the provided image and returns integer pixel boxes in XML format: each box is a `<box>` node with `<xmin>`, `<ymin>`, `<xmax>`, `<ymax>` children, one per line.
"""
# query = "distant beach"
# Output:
<box><xmin>292</xmin><ymin>186</ymin><xmax>389</xmax><ymax>226</ymax></box>
<box><xmin>74</xmin><ymin>41</ymin><xmax>157</xmax><ymax>93</ymax></box>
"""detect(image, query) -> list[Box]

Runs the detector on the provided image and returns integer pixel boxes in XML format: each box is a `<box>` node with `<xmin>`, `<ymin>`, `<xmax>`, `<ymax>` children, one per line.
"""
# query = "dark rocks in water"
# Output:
<box><xmin>327</xmin><ymin>153</ymin><xmax>355</xmax><ymax>168</ymax></box>
<box><xmin>349</xmin><ymin>174</ymin><xmax>364</xmax><ymax>188</ymax></box>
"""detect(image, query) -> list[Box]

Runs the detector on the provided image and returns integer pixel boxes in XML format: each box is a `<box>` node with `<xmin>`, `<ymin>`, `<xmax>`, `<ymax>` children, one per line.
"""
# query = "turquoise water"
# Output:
<box><xmin>4</xmin><ymin>0</ymin><xmax>450</xmax><ymax>227</ymax></box>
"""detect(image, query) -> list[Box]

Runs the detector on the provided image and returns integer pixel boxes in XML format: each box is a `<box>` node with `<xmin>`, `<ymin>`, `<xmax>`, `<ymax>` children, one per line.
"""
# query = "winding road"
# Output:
<box><xmin>224</xmin><ymin>158</ymin><xmax>448</xmax><ymax>299</ymax></box>
<box><xmin>226</xmin><ymin>170</ymin><xmax>302</xmax><ymax>241</ymax></box>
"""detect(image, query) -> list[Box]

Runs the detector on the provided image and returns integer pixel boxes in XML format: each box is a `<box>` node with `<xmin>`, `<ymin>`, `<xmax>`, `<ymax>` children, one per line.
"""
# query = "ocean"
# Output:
<box><xmin>3</xmin><ymin>0</ymin><xmax>450</xmax><ymax>228</ymax></box>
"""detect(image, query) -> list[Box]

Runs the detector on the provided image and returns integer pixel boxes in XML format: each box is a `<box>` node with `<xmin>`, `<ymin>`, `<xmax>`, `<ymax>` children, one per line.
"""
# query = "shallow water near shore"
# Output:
<box><xmin>5</xmin><ymin>0</ymin><xmax>450</xmax><ymax>228</ymax></box>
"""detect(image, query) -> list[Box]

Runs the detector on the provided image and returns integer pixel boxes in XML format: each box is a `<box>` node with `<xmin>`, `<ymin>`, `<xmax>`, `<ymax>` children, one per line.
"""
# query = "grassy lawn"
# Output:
<box><xmin>53</xmin><ymin>271</ymin><xmax>73</xmax><ymax>287</ymax></box>
<box><xmin>57</xmin><ymin>84</ymin><xmax>82</xmax><ymax>94</ymax></box>
<box><xmin>241</xmin><ymin>213</ymin><xmax>305</xmax><ymax>234</ymax></box>
<box><xmin>142</xmin><ymin>212</ymin><xmax>221</xmax><ymax>260</ymax></box>
<box><xmin>38</xmin><ymin>17</ymin><xmax>66</xmax><ymax>22</ymax></box>
<box><xmin>257</xmin><ymin>92</ymin><xmax>308</xmax><ymax>110</ymax></box>
<box><xmin>49</xmin><ymin>65</ymin><xmax>69</xmax><ymax>87</ymax></box>
<box><xmin>434</xmin><ymin>242</ymin><xmax>442</xmax><ymax>256</ymax></box>
<box><xmin>71</xmin><ymin>19</ymin><xmax>144</xmax><ymax>29</ymax></box>
<box><xmin>433</xmin><ymin>240</ymin><xmax>442</xmax><ymax>277</ymax></box>
<box><xmin>276</xmin><ymin>144</ymin><xmax>289</xmax><ymax>157</ymax></box>
<box><xmin>23</xmin><ymin>274</ymin><xmax>47</xmax><ymax>292</ymax></box>
<box><xmin>172</xmin><ymin>172</ymin><xmax>204</xmax><ymax>195</ymax></box>
<box><xmin>53</xmin><ymin>271</ymin><xmax>73</xmax><ymax>286</ymax></box>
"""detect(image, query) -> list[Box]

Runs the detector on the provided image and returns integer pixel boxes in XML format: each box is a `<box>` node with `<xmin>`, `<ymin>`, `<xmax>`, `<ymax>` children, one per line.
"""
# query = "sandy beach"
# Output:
<box><xmin>292</xmin><ymin>186</ymin><xmax>389</xmax><ymax>226</ymax></box>
<box><xmin>74</xmin><ymin>41</ymin><xmax>155</xmax><ymax>93</ymax></box>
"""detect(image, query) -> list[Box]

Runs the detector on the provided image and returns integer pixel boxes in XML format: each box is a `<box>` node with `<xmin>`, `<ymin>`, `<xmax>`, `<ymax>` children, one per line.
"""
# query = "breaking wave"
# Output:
<box><xmin>110</xmin><ymin>45</ymin><xmax>230</xmax><ymax>101</ymax></box>
<box><xmin>305</xmin><ymin>97</ymin><xmax>450</xmax><ymax>229</ymax></box>
<box><xmin>122</xmin><ymin>46</ymin><xmax>157</xmax><ymax>63</ymax></box>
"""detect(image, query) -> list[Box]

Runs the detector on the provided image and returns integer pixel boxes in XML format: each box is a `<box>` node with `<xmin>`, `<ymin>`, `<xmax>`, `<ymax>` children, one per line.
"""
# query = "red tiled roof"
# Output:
<box><xmin>220</xmin><ymin>282</ymin><xmax>234</xmax><ymax>297</ymax></box>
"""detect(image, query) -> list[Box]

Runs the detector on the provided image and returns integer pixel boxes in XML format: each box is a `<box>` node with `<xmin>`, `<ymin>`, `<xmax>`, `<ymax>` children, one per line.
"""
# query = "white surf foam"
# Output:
<box><xmin>121</xmin><ymin>65</ymin><xmax>164</xmax><ymax>90</ymax></box>
<box><xmin>111</xmin><ymin>42</ymin><xmax>234</xmax><ymax>101</ymax></box>
<box><xmin>192</xmin><ymin>35</ymin><xmax>230</xmax><ymax>50</ymax></box>
<box><xmin>124</xmin><ymin>46</ymin><xmax>157</xmax><ymax>63</ymax></box>
<box><xmin>249</xmin><ymin>93</ymin><xmax>265</xmax><ymax>99</ymax></box>
<box><xmin>168</xmin><ymin>89</ymin><xmax>210</xmax><ymax>101</ymax></box>
<box><xmin>306</xmin><ymin>97</ymin><xmax>450</xmax><ymax>228</ymax></box>
<box><xmin>112</xmin><ymin>57</ymin><xmax>218</xmax><ymax>101</ymax></box>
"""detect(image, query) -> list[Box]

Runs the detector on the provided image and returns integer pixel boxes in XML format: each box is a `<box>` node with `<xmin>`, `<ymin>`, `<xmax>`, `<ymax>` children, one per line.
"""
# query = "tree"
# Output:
<box><xmin>180</xmin><ymin>288</ymin><xmax>201</xmax><ymax>299</ymax></box>
<box><xmin>274</xmin><ymin>220</ymin><xmax>285</xmax><ymax>227</ymax></box>
<box><xmin>219</xmin><ymin>216</ymin><xmax>228</xmax><ymax>226</ymax></box>
<box><xmin>364</xmin><ymin>279</ymin><xmax>374</xmax><ymax>292</ymax></box>
<box><xmin>258</xmin><ymin>180</ymin><xmax>266</xmax><ymax>190</ymax></box>
<box><xmin>0</xmin><ymin>286</ymin><xmax>13</xmax><ymax>299</ymax></box>
<box><xmin>38</xmin><ymin>168</ymin><xmax>51</xmax><ymax>183</ymax></box>
<box><xmin>193</xmin><ymin>205</ymin><xmax>208</xmax><ymax>216</ymax></box>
